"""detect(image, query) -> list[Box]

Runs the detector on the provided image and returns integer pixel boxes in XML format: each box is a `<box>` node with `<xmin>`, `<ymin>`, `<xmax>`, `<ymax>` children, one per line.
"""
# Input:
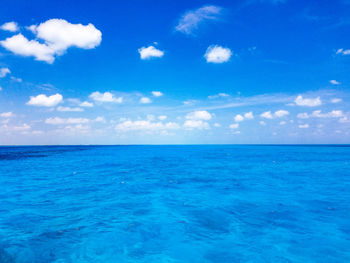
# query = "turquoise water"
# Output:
<box><xmin>0</xmin><ymin>145</ymin><xmax>349</xmax><ymax>262</ymax></box>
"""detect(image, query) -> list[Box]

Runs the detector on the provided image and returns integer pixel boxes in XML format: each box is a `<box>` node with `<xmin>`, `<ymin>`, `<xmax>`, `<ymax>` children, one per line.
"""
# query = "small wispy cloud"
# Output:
<box><xmin>330</xmin><ymin>80</ymin><xmax>341</xmax><ymax>85</ymax></box>
<box><xmin>336</xmin><ymin>48</ymin><xmax>350</xmax><ymax>55</ymax></box>
<box><xmin>208</xmin><ymin>93</ymin><xmax>229</xmax><ymax>99</ymax></box>
<box><xmin>152</xmin><ymin>91</ymin><xmax>163</xmax><ymax>97</ymax></box>
<box><xmin>0</xmin><ymin>67</ymin><xmax>10</xmax><ymax>78</ymax></box>
<box><xmin>57</xmin><ymin>106</ymin><xmax>84</xmax><ymax>112</ymax></box>
<box><xmin>140</xmin><ymin>97</ymin><xmax>152</xmax><ymax>104</ymax></box>
<box><xmin>175</xmin><ymin>5</ymin><xmax>222</xmax><ymax>35</ymax></box>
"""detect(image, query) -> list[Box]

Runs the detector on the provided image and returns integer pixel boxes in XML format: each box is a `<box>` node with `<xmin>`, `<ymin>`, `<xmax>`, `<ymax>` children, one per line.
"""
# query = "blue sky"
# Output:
<box><xmin>0</xmin><ymin>0</ymin><xmax>350</xmax><ymax>144</ymax></box>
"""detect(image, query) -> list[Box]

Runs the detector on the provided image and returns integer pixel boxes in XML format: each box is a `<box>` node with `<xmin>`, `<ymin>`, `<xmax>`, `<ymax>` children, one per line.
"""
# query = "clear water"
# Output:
<box><xmin>0</xmin><ymin>145</ymin><xmax>349</xmax><ymax>263</ymax></box>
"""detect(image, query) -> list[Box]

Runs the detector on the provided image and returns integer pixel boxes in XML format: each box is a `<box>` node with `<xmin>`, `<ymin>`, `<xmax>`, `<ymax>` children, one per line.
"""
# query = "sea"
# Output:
<box><xmin>0</xmin><ymin>145</ymin><xmax>349</xmax><ymax>263</ymax></box>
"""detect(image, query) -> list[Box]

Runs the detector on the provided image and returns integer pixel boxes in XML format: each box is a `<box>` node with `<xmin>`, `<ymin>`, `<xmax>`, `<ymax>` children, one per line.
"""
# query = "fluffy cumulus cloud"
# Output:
<box><xmin>0</xmin><ymin>22</ymin><xmax>19</xmax><ymax>32</ymax></box>
<box><xmin>260</xmin><ymin>111</ymin><xmax>273</xmax><ymax>119</ymax></box>
<box><xmin>0</xmin><ymin>19</ymin><xmax>102</xmax><ymax>63</ymax></box>
<box><xmin>89</xmin><ymin>91</ymin><xmax>123</xmax><ymax>103</ymax></box>
<box><xmin>234</xmin><ymin>112</ymin><xmax>254</xmax><ymax>122</ymax></box>
<box><xmin>204</xmin><ymin>45</ymin><xmax>232</xmax><ymax>63</ymax></box>
<box><xmin>336</xmin><ymin>48</ymin><xmax>350</xmax><ymax>55</ymax></box>
<box><xmin>27</xmin><ymin>93</ymin><xmax>63</xmax><ymax>107</ymax></box>
<box><xmin>152</xmin><ymin>91</ymin><xmax>163</xmax><ymax>97</ymax></box>
<box><xmin>115</xmin><ymin>120</ymin><xmax>179</xmax><ymax>132</ymax></box>
<box><xmin>0</xmin><ymin>67</ymin><xmax>11</xmax><ymax>78</ymax></box>
<box><xmin>294</xmin><ymin>95</ymin><xmax>322</xmax><ymax>107</ymax></box>
<box><xmin>244</xmin><ymin>112</ymin><xmax>254</xmax><ymax>119</ymax></box>
<box><xmin>186</xmin><ymin>110</ymin><xmax>212</xmax><ymax>120</ymax></box>
<box><xmin>138</xmin><ymin>46</ymin><xmax>164</xmax><ymax>60</ymax></box>
<box><xmin>234</xmin><ymin>114</ymin><xmax>244</xmax><ymax>122</ymax></box>
<box><xmin>140</xmin><ymin>97</ymin><xmax>152</xmax><ymax>104</ymax></box>
<box><xmin>175</xmin><ymin>5</ymin><xmax>222</xmax><ymax>35</ymax></box>
<box><xmin>183</xmin><ymin>120</ymin><xmax>210</xmax><ymax>130</ymax></box>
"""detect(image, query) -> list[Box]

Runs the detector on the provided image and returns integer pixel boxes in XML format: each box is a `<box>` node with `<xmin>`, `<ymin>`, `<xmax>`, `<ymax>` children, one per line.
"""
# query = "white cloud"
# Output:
<box><xmin>0</xmin><ymin>67</ymin><xmax>10</xmax><ymax>78</ymax></box>
<box><xmin>0</xmin><ymin>34</ymin><xmax>55</xmax><ymax>63</ymax></box>
<box><xmin>259</xmin><ymin>121</ymin><xmax>266</xmax><ymax>126</ymax></box>
<box><xmin>0</xmin><ymin>112</ymin><xmax>14</xmax><ymax>117</ymax></box>
<box><xmin>260</xmin><ymin>111</ymin><xmax>273</xmax><ymax>119</ymax></box>
<box><xmin>295</xmin><ymin>95</ymin><xmax>322</xmax><ymax>107</ymax></box>
<box><xmin>186</xmin><ymin>110</ymin><xmax>212</xmax><ymax>120</ymax></box>
<box><xmin>297</xmin><ymin>113</ymin><xmax>309</xmax><ymax>119</ymax></box>
<box><xmin>11</xmin><ymin>76</ymin><xmax>22</xmax><ymax>82</ymax></box>
<box><xmin>331</xmin><ymin>98</ymin><xmax>342</xmax><ymax>103</ymax></box>
<box><xmin>80</xmin><ymin>101</ymin><xmax>94</xmax><ymax>107</ymax></box>
<box><xmin>204</xmin><ymin>45</ymin><xmax>232</xmax><ymax>63</ymax></box>
<box><xmin>158</xmin><ymin>115</ymin><xmax>167</xmax><ymax>121</ymax></box>
<box><xmin>140</xmin><ymin>97</ymin><xmax>152</xmax><ymax>104</ymax></box>
<box><xmin>57</xmin><ymin>106</ymin><xmax>83</xmax><ymax>112</ymax></box>
<box><xmin>183</xmin><ymin>120</ymin><xmax>210</xmax><ymax>130</ymax></box>
<box><xmin>339</xmin><ymin>117</ymin><xmax>350</xmax><ymax>123</ymax></box>
<box><xmin>0</xmin><ymin>22</ymin><xmax>19</xmax><ymax>32</ymax></box>
<box><xmin>0</xmin><ymin>123</ymin><xmax>31</xmax><ymax>132</ymax></box>
<box><xmin>45</xmin><ymin>117</ymin><xmax>90</xmax><ymax>125</ymax></box>
<box><xmin>0</xmin><ymin>19</ymin><xmax>101</xmax><ymax>63</ymax></box>
<box><xmin>175</xmin><ymin>5</ymin><xmax>222</xmax><ymax>35</ymax></box>
<box><xmin>229</xmin><ymin>123</ymin><xmax>239</xmax><ymax>129</ymax></box>
<box><xmin>27</xmin><ymin>93</ymin><xmax>63</xmax><ymax>107</ymax></box>
<box><xmin>297</xmin><ymin>110</ymin><xmax>344</xmax><ymax>119</ymax></box>
<box><xmin>279</xmin><ymin>121</ymin><xmax>286</xmax><ymax>125</ymax></box>
<box><xmin>116</xmin><ymin>120</ymin><xmax>179</xmax><ymax>132</ymax></box>
<box><xmin>138</xmin><ymin>46</ymin><xmax>164</xmax><ymax>60</ymax></box>
<box><xmin>94</xmin><ymin>116</ymin><xmax>106</xmax><ymax>123</ymax></box>
<box><xmin>244</xmin><ymin>112</ymin><xmax>254</xmax><ymax>119</ymax></box>
<box><xmin>208</xmin><ymin>93</ymin><xmax>229</xmax><ymax>99</ymax></box>
<box><xmin>336</xmin><ymin>48</ymin><xmax>350</xmax><ymax>55</ymax></box>
<box><xmin>311</xmin><ymin>110</ymin><xmax>343</xmax><ymax>118</ymax></box>
<box><xmin>274</xmin><ymin>110</ymin><xmax>289</xmax><ymax>118</ymax></box>
<box><xmin>89</xmin><ymin>91</ymin><xmax>123</xmax><ymax>103</ymax></box>
<box><xmin>330</xmin><ymin>80</ymin><xmax>340</xmax><ymax>85</ymax></box>
<box><xmin>299</xmin><ymin>124</ymin><xmax>309</xmax><ymax>129</ymax></box>
<box><xmin>152</xmin><ymin>91</ymin><xmax>163</xmax><ymax>97</ymax></box>
<box><xmin>234</xmin><ymin>114</ymin><xmax>244</xmax><ymax>122</ymax></box>
<box><xmin>214</xmin><ymin>123</ymin><xmax>221</xmax><ymax>127</ymax></box>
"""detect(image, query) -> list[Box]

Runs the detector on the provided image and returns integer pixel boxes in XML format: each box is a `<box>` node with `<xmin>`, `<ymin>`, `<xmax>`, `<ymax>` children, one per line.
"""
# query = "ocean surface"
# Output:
<box><xmin>0</xmin><ymin>145</ymin><xmax>349</xmax><ymax>263</ymax></box>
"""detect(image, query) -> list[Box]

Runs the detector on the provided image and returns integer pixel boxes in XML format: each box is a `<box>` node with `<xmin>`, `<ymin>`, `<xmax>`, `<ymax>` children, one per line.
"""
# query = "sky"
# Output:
<box><xmin>0</xmin><ymin>0</ymin><xmax>350</xmax><ymax>145</ymax></box>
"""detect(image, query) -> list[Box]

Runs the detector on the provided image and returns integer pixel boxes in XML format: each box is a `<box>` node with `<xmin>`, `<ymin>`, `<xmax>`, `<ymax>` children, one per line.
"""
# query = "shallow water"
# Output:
<box><xmin>0</xmin><ymin>145</ymin><xmax>349</xmax><ymax>262</ymax></box>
